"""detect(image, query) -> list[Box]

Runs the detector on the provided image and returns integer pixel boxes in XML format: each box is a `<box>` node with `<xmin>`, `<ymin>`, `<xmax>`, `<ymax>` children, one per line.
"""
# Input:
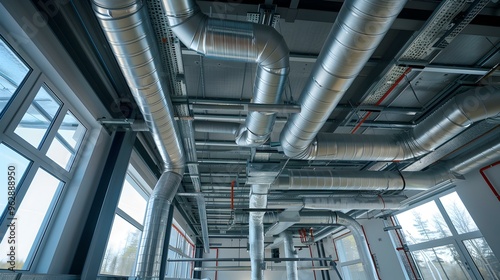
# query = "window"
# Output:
<box><xmin>166</xmin><ymin>220</ymin><xmax>195</xmax><ymax>279</ymax></box>
<box><xmin>100</xmin><ymin>167</ymin><xmax>150</xmax><ymax>277</ymax></box>
<box><xmin>393</xmin><ymin>191</ymin><xmax>500</xmax><ymax>280</ymax></box>
<box><xmin>0</xmin><ymin>35</ymin><xmax>88</xmax><ymax>270</ymax></box>
<box><xmin>0</xmin><ymin>37</ymin><xmax>30</xmax><ymax>116</ymax></box>
<box><xmin>335</xmin><ymin>234</ymin><xmax>365</xmax><ymax>280</ymax></box>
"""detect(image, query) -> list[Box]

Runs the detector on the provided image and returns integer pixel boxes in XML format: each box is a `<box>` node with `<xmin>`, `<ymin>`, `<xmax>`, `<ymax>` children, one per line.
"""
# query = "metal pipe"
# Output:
<box><xmin>196</xmin><ymin>195</ymin><xmax>210</xmax><ymax>253</ymax></box>
<box><xmin>92</xmin><ymin>1</ymin><xmax>186</xmax><ymax>278</ymax></box>
<box><xmin>92</xmin><ymin>0</ymin><xmax>185</xmax><ymax>173</ymax></box>
<box><xmin>191</xmin><ymin>103</ymin><xmax>301</xmax><ymax>113</ymax></box>
<box><xmin>288</xmin><ymin>86</ymin><xmax>500</xmax><ymax>160</ymax></box>
<box><xmin>281</xmin><ymin>231</ymin><xmax>298</xmax><ymax>280</ymax></box>
<box><xmin>135</xmin><ymin>172</ymin><xmax>182</xmax><ymax>279</ymax></box>
<box><xmin>168</xmin><ymin>257</ymin><xmax>333</xmax><ymax>262</ymax></box>
<box><xmin>266</xmin><ymin>195</ymin><xmax>406</xmax><ymax>210</ymax></box>
<box><xmin>249</xmin><ymin>185</ymin><xmax>269</xmax><ymax>280</ymax></box>
<box><xmin>272</xmin><ymin>168</ymin><xmax>457</xmax><ymax>191</ymax></box>
<box><xmin>280</xmin><ymin>0</ymin><xmax>407</xmax><ymax>158</ymax></box>
<box><xmin>163</xmin><ymin>0</ymin><xmax>289</xmax><ymax>147</ymax></box>
<box><xmin>194</xmin><ymin>121</ymin><xmax>240</xmax><ymax>135</ymax></box>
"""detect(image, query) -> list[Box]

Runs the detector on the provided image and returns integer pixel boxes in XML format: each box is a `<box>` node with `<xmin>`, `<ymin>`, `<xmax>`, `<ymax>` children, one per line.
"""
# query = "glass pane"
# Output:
<box><xmin>0</xmin><ymin>37</ymin><xmax>30</xmax><ymax>115</ymax></box>
<box><xmin>0</xmin><ymin>144</ymin><xmax>31</xmax><ymax>212</ymax></box>
<box><xmin>412</xmin><ymin>245</ymin><xmax>471</xmax><ymax>280</ymax></box>
<box><xmin>14</xmin><ymin>86</ymin><xmax>61</xmax><ymax>148</ymax></box>
<box><xmin>336</xmin><ymin>235</ymin><xmax>360</xmax><ymax>262</ymax></box>
<box><xmin>55</xmin><ymin>111</ymin><xmax>85</xmax><ymax>149</ymax></box>
<box><xmin>396</xmin><ymin>201</ymin><xmax>452</xmax><ymax>245</ymax></box>
<box><xmin>100</xmin><ymin>215</ymin><xmax>141</xmax><ymax>276</ymax></box>
<box><xmin>341</xmin><ymin>263</ymin><xmax>365</xmax><ymax>280</ymax></box>
<box><xmin>440</xmin><ymin>192</ymin><xmax>479</xmax><ymax>234</ymax></box>
<box><xmin>0</xmin><ymin>168</ymin><xmax>63</xmax><ymax>270</ymax></box>
<box><xmin>117</xmin><ymin>175</ymin><xmax>147</xmax><ymax>225</ymax></box>
<box><xmin>46</xmin><ymin>138</ymin><xmax>73</xmax><ymax>170</ymax></box>
<box><xmin>46</xmin><ymin>111</ymin><xmax>86</xmax><ymax>170</ymax></box>
<box><xmin>463</xmin><ymin>238</ymin><xmax>500</xmax><ymax>280</ymax></box>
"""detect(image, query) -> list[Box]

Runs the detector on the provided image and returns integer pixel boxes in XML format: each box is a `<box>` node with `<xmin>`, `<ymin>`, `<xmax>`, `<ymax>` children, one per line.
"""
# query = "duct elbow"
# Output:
<box><xmin>254</xmin><ymin>24</ymin><xmax>290</xmax><ymax>70</ymax></box>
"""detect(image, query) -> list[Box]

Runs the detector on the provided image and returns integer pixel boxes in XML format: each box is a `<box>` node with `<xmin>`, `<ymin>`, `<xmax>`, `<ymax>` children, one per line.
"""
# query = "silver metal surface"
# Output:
<box><xmin>135</xmin><ymin>171</ymin><xmax>182</xmax><ymax>279</ymax></box>
<box><xmin>194</xmin><ymin>121</ymin><xmax>240</xmax><ymax>135</ymax></box>
<box><xmin>272</xmin><ymin>169</ymin><xmax>456</xmax><ymax>191</ymax></box>
<box><xmin>294</xmin><ymin>86</ymin><xmax>500</xmax><ymax>160</ymax></box>
<box><xmin>281</xmin><ymin>231</ymin><xmax>298</xmax><ymax>280</ymax></box>
<box><xmin>163</xmin><ymin>0</ymin><xmax>289</xmax><ymax>147</ymax></box>
<box><xmin>92</xmin><ymin>0</ymin><xmax>185</xmax><ymax>173</ymax></box>
<box><xmin>249</xmin><ymin>185</ymin><xmax>268</xmax><ymax>280</ymax></box>
<box><xmin>92</xmin><ymin>1</ymin><xmax>187</xmax><ymax>278</ymax></box>
<box><xmin>302</xmin><ymin>196</ymin><xmax>405</xmax><ymax>210</ymax></box>
<box><xmin>196</xmin><ymin>195</ymin><xmax>210</xmax><ymax>254</ymax></box>
<box><xmin>280</xmin><ymin>0</ymin><xmax>407</xmax><ymax>157</ymax></box>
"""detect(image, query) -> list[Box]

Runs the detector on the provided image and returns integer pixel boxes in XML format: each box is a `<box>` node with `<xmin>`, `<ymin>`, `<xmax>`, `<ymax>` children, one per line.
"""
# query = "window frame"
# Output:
<box><xmin>392</xmin><ymin>188</ymin><xmax>497</xmax><ymax>279</ymax></box>
<box><xmin>99</xmin><ymin>157</ymin><xmax>153</xmax><ymax>277</ymax></box>
<box><xmin>334</xmin><ymin>232</ymin><xmax>365</xmax><ymax>279</ymax></box>
<box><xmin>0</xmin><ymin>32</ymin><xmax>90</xmax><ymax>271</ymax></box>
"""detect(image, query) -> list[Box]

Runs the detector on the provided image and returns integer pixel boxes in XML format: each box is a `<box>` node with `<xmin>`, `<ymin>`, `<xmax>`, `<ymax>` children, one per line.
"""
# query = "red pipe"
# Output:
<box><xmin>351</xmin><ymin>67</ymin><xmax>412</xmax><ymax>134</ymax></box>
<box><xmin>479</xmin><ymin>161</ymin><xmax>500</xmax><ymax>201</ymax></box>
<box><xmin>390</xmin><ymin>216</ymin><xmax>418</xmax><ymax>279</ymax></box>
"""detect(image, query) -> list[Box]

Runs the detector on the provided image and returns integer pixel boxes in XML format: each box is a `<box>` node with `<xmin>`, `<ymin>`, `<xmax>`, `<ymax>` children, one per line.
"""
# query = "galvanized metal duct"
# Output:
<box><xmin>280</xmin><ymin>0</ymin><xmax>407</xmax><ymax>158</ymax></box>
<box><xmin>269</xmin><ymin>196</ymin><xmax>406</xmax><ymax>211</ymax></box>
<box><xmin>92</xmin><ymin>1</ymin><xmax>186</xmax><ymax>278</ymax></box>
<box><xmin>235</xmin><ymin>212</ymin><xmax>378</xmax><ymax>280</ymax></box>
<box><xmin>281</xmin><ymin>231</ymin><xmax>298</xmax><ymax>280</ymax></box>
<box><xmin>162</xmin><ymin>0</ymin><xmax>289</xmax><ymax>147</ymax></box>
<box><xmin>249</xmin><ymin>185</ymin><xmax>269</xmax><ymax>280</ymax></box>
<box><xmin>274</xmin><ymin>134</ymin><xmax>500</xmax><ymax>192</ymax></box>
<box><xmin>295</xmin><ymin>86</ymin><xmax>500</xmax><ymax>160</ymax></box>
<box><xmin>193</xmin><ymin>121</ymin><xmax>240</xmax><ymax>135</ymax></box>
<box><xmin>273</xmin><ymin>168</ymin><xmax>456</xmax><ymax>191</ymax></box>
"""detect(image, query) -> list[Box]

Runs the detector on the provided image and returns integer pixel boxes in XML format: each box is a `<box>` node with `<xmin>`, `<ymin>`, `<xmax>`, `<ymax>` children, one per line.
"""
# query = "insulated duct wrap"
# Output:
<box><xmin>280</xmin><ymin>0</ymin><xmax>407</xmax><ymax>157</ymax></box>
<box><xmin>281</xmin><ymin>231</ymin><xmax>298</xmax><ymax>280</ymax></box>
<box><xmin>249</xmin><ymin>185</ymin><xmax>269</xmax><ymax>280</ymax></box>
<box><xmin>163</xmin><ymin>0</ymin><xmax>289</xmax><ymax>147</ymax></box>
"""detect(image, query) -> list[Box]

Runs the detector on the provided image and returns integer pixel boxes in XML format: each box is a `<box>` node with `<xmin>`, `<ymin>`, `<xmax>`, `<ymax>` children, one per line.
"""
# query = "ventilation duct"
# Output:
<box><xmin>235</xmin><ymin>212</ymin><xmax>378</xmax><ymax>280</ymax></box>
<box><xmin>92</xmin><ymin>1</ymin><xmax>185</xmax><ymax>278</ymax></box>
<box><xmin>281</xmin><ymin>231</ymin><xmax>298</xmax><ymax>280</ymax></box>
<box><xmin>286</xmin><ymin>86</ymin><xmax>500</xmax><ymax>160</ymax></box>
<box><xmin>267</xmin><ymin>195</ymin><xmax>407</xmax><ymax>211</ymax></box>
<box><xmin>249</xmin><ymin>185</ymin><xmax>268</xmax><ymax>280</ymax></box>
<box><xmin>273</xmin><ymin>168</ymin><xmax>456</xmax><ymax>191</ymax></box>
<box><xmin>194</xmin><ymin>121</ymin><xmax>240</xmax><ymax>135</ymax></box>
<box><xmin>162</xmin><ymin>0</ymin><xmax>289</xmax><ymax>147</ymax></box>
<box><xmin>274</xmin><ymin>135</ymin><xmax>500</xmax><ymax>192</ymax></box>
<box><xmin>280</xmin><ymin>0</ymin><xmax>407</xmax><ymax>158</ymax></box>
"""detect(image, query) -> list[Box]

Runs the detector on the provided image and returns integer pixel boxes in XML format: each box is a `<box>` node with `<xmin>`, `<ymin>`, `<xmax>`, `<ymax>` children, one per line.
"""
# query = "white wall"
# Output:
<box><xmin>359</xmin><ymin>219</ymin><xmax>407</xmax><ymax>280</ymax></box>
<box><xmin>455</xmin><ymin>164</ymin><xmax>500</xmax><ymax>257</ymax></box>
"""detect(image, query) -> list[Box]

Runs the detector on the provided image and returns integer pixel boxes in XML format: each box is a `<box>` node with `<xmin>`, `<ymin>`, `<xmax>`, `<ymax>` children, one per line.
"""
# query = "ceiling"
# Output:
<box><xmin>35</xmin><ymin>0</ymin><xmax>500</xmax><ymax>244</ymax></box>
